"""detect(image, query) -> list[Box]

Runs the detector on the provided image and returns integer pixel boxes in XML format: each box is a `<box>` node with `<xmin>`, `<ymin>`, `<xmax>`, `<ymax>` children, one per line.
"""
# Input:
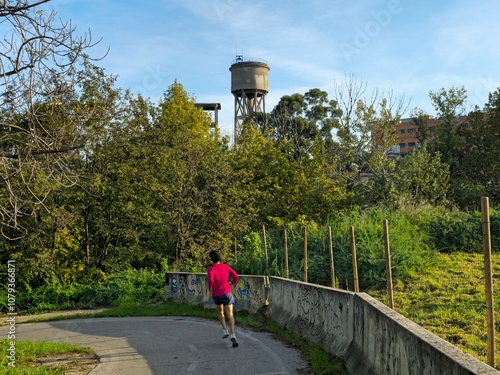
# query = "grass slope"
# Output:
<box><xmin>369</xmin><ymin>252</ymin><xmax>500</xmax><ymax>368</ymax></box>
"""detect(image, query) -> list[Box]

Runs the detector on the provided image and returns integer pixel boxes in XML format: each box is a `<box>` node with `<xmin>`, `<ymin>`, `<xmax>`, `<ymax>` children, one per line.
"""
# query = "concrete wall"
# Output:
<box><xmin>268</xmin><ymin>276</ymin><xmax>500</xmax><ymax>375</ymax></box>
<box><xmin>165</xmin><ymin>272</ymin><xmax>500</xmax><ymax>375</ymax></box>
<box><xmin>266</xmin><ymin>276</ymin><xmax>354</xmax><ymax>359</ymax></box>
<box><xmin>165</xmin><ymin>272</ymin><xmax>269</xmax><ymax>314</ymax></box>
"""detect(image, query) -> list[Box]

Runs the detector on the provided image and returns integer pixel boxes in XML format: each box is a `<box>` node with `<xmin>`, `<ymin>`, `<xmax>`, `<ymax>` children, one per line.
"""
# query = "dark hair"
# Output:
<box><xmin>209</xmin><ymin>250</ymin><xmax>221</xmax><ymax>263</ymax></box>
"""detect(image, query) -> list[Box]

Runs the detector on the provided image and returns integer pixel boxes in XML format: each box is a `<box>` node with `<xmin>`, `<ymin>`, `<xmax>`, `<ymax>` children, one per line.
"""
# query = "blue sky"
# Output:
<box><xmin>49</xmin><ymin>0</ymin><xmax>500</xmax><ymax>139</ymax></box>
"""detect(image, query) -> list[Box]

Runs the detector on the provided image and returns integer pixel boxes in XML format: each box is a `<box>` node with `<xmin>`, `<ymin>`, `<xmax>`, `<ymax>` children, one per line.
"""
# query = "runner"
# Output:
<box><xmin>207</xmin><ymin>250</ymin><xmax>239</xmax><ymax>347</ymax></box>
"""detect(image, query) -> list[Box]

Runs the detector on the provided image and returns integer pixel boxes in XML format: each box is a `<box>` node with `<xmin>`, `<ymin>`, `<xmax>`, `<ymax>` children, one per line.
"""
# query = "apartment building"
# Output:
<box><xmin>378</xmin><ymin>115</ymin><xmax>470</xmax><ymax>156</ymax></box>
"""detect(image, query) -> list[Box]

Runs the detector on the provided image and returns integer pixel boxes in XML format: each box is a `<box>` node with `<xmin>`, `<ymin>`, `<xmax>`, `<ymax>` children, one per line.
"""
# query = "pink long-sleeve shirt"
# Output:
<box><xmin>207</xmin><ymin>263</ymin><xmax>239</xmax><ymax>297</ymax></box>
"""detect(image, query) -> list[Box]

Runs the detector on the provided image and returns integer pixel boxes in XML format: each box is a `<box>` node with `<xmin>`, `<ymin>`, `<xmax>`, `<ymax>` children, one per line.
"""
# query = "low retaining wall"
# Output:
<box><xmin>165</xmin><ymin>272</ymin><xmax>269</xmax><ymax>314</ymax></box>
<box><xmin>165</xmin><ymin>272</ymin><xmax>500</xmax><ymax>374</ymax></box>
<box><xmin>267</xmin><ymin>276</ymin><xmax>500</xmax><ymax>375</ymax></box>
<box><xmin>266</xmin><ymin>276</ymin><xmax>354</xmax><ymax>359</ymax></box>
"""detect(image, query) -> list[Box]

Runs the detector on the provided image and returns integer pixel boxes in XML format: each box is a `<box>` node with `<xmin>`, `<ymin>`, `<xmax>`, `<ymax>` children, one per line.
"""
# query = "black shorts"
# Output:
<box><xmin>212</xmin><ymin>293</ymin><xmax>235</xmax><ymax>306</ymax></box>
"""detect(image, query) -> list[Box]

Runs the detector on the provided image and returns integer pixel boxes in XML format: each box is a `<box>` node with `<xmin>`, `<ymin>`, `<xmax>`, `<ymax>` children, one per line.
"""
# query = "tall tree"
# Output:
<box><xmin>410</xmin><ymin>108</ymin><xmax>433</xmax><ymax>148</ymax></box>
<box><xmin>0</xmin><ymin>1</ymin><xmax>101</xmax><ymax>237</ymax></box>
<box><xmin>427</xmin><ymin>86</ymin><xmax>468</xmax><ymax>177</ymax></box>
<box><xmin>256</xmin><ymin>88</ymin><xmax>340</xmax><ymax>162</ymax></box>
<box><xmin>426</xmin><ymin>86</ymin><xmax>470</xmax><ymax>206</ymax></box>
<box><xmin>330</xmin><ymin>75</ymin><xmax>409</xmax><ymax>206</ymax></box>
<box><xmin>460</xmin><ymin>89</ymin><xmax>500</xmax><ymax>207</ymax></box>
<box><xmin>241</xmin><ymin>88</ymin><xmax>346</xmax><ymax>224</ymax></box>
<box><xmin>1</xmin><ymin>62</ymin><xmax>119</xmax><ymax>284</ymax></box>
<box><xmin>148</xmin><ymin>82</ymin><xmax>238</xmax><ymax>269</ymax></box>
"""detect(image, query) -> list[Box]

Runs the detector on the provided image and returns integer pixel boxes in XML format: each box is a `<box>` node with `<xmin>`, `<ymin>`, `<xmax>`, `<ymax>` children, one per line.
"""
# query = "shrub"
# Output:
<box><xmin>6</xmin><ymin>269</ymin><xmax>166</xmax><ymax>314</ymax></box>
<box><xmin>418</xmin><ymin>208</ymin><xmax>482</xmax><ymax>253</ymax></box>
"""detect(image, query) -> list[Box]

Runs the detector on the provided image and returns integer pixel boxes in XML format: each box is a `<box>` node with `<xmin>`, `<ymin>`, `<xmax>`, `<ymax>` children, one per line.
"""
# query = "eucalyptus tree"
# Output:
<box><xmin>0</xmin><ymin>0</ymin><xmax>102</xmax><ymax>238</ymax></box>
<box><xmin>234</xmin><ymin>101</ymin><xmax>345</xmax><ymax>227</ymax></box>
<box><xmin>259</xmin><ymin>88</ymin><xmax>340</xmax><ymax>163</ymax></box>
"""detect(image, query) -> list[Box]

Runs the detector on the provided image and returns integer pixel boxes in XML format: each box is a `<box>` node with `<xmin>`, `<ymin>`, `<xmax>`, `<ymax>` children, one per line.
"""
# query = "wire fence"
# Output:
<box><xmin>233</xmin><ymin>199</ymin><xmax>500</xmax><ymax>291</ymax></box>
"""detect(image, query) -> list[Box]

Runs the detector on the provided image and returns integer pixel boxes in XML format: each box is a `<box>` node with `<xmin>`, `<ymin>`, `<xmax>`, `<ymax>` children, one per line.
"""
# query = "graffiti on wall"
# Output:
<box><xmin>297</xmin><ymin>284</ymin><xmax>345</xmax><ymax>338</ymax></box>
<box><xmin>167</xmin><ymin>274</ymin><xmax>266</xmax><ymax>311</ymax></box>
<box><xmin>170</xmin><ymin>274</ymin><xmax>210</xmax><ymax>305</ymax></box>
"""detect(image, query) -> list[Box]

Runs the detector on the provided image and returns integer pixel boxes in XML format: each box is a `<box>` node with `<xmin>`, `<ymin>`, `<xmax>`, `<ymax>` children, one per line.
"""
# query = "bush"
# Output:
<box><xmin>234</xmin><ymin>208</ymin><xmax>435</xmax><ymax>290</ymax></box>
<box><xmin>424</xmin><ymin>209</ymin><xmax>482</xmax><ymax>252</ymax></box>
<box><xmin>6</xmin><ymin>269</ymin><xmax>166</xmax><ymax>314</ymax></box>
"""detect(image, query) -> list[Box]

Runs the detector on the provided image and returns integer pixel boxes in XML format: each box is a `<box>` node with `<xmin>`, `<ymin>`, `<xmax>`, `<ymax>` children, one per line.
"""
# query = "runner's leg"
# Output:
<box><xmin>224</xmin><ymin>303</ymin><xmax>235</xmax><ymax>333</ymax></box>
<box><xmin>216</xmin><ymin>303</ymin><xmax>227</xmax><ymax>329</ymax></box>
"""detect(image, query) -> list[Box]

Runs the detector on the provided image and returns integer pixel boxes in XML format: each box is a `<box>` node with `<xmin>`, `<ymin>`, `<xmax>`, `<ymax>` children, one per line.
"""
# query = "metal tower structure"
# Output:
<box><xmin>229</xmin><ymin>56</ymin><xmax>270</xmax><ymax>140</ymax></box>
<box><xmin>194</xmin><ymin>102</ymin><xmax>221</xmax><ymax>128</ymax></box>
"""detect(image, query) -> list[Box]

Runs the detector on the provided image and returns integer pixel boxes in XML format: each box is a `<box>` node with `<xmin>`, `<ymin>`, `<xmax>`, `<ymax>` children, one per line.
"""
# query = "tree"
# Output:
<box><xmin>254</xmin><ymin>88</ymin><xmax>340</xmax><ymax>162</ymax></box>
<box><xmin>147</xmin><ymin>82</ymin><xmax>239</xmax><ymax>269</ymax></box>
<box><xmin>239</xmin><ymin>88</ymin><xmax>347</xmax><ymax>225</ymax></box>
<box><xmin>0</xmin><ymin>1</ymin><xmax>101</xmax><ymax>238</ymax></box>
<box><xmin>426</xmin><ymin>86</ymin><xmax>472</xmax><ymax>206</ymax></box>
<box><xmin>459</xmin><ymin>89</ymin><xmax>500</xmax><ymax>208</ymax></box>
<box><xmin>410</xmin><ymin>108</ymin><xmax>433</xmax><ymax>148</ymax></box>
<box><xmin>330</xmin><ymin>75</ymin><xmax>409</xmax><ymax>206</ymax></box>
<box><xmin>427</xmin><ymin>86</ymin><xmax>468</xmax><ymax>177</ymax></box>
<box><xmin>1</xmin><ymin>62</ymin><xmax>120</xmax><ymax>284</ymax></box>
<box><xmin>331</xmin><ymin>75</ymin><xmax>407</xmax><ymax>173</ymax></box>
<box><xmin>394</xmin><ymin>148</ymin><xmax>450</xmax><ymax>205</ymax></box>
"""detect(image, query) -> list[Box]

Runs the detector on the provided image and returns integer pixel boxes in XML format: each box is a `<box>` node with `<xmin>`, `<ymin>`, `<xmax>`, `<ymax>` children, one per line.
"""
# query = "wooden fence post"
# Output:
<box><xmin>262</xmin><ymin>225</ymin><xmax>269</xmax><ymax>277</ymax></box>
<box><xmin>482</xmin><ymin>197</ymin><xmax>495</xmax><ymax>368</ymax></box>
<box><xmin>328</xmin><ymin>226</ymin><xmax>336</xmax><ymax>288</ymax></box>
<box><xmin>284</xmin><ymin>229</ymin><xmax>289</xmax><ymax>279</ymax></box>
<box><xmin>383</xmin><ymin>219</ymin><xmax>394</xmax><ymax>309</ymax></box>
<box><xmin>350</xmin><ymin>226</ymin><xmax>359</xmax><ymax>292</ymax></box>
<box><xmin>303</xmin><ymin>226</ymin><xmax>308</xmax><ymax>283</ymax></box>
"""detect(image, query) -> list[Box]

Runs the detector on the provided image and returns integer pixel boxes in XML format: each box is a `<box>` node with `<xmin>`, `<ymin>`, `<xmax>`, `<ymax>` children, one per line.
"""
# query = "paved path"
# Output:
<box><xmin>1</xmin><ymin>316</ymin><xmax>311</xmax><ymax>375</ymax></box>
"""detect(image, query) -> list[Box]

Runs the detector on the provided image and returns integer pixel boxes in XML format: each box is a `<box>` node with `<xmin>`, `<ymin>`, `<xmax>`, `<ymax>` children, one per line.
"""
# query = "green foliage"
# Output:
<box><xmin>235</xmin><ymin>232</ymin><xmax>265</xmax><ymax>275</ymax></box>
<box><xmin>3</xmin><ymin>74</ymin><xmax>500</xmax><ymax>308</ymax></box>
<box><xmin>394</xmin><ymin>148</ymin><xmax>450</xmax><ymax>205</ymax></box>
<box><xmin>234</xmin><ymin>208</ymin><xmax>437</xmax><ymax>290</ymax></box>
<box><xmin>429</xmin><ymin>209</ymin><xmax>481</xmax><ymax>252</ymax></box>
<box><xmin>6</xmin><ymin>269</ymin><xmax>165</xmax><ymax>314</ymax></box>
<box><xmin>327</xmin><ymin>207</ymin><xmax>435</xmax><ymax>289</ymax></box>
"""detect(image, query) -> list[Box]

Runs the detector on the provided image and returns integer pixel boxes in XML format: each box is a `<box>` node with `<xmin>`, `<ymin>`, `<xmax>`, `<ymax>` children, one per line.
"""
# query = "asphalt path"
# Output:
<box><xmin>1</xmin><ymin>316</ymin><xmax>311</xmax><ymax>375</ymax></box>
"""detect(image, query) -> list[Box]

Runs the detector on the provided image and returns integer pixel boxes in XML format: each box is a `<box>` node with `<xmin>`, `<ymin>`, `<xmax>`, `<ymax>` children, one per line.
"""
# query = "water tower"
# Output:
<box><xmin>229</xmin><ymin>56</ymin><xmax>270</xmax><ymax>140</ymax></box>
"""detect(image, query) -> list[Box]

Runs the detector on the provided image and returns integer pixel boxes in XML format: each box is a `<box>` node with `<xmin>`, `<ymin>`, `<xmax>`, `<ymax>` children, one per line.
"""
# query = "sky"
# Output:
<box><xmin>48</xmin><ymin>0</ymin><xmax>500</xmax><ymax>140</ymax></box>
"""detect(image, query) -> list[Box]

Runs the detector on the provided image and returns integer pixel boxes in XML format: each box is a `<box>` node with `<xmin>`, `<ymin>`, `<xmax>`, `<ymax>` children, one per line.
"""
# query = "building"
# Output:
<box><xmin>375</xmin><ymin>115</ymin><xmax>470</xmax><ymax>156</ymax></box>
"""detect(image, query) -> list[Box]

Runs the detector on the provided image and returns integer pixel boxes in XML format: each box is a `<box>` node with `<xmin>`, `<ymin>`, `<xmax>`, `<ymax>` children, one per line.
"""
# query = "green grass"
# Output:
<box><xmin>369</xmin><ymin>252</ymin><xmax>500</xmax><ymax>368</ymax></box>
<box><xmin>0</xmin><ymin>339</ymin><xmax>96</xmax><ymax>374</ymax></box>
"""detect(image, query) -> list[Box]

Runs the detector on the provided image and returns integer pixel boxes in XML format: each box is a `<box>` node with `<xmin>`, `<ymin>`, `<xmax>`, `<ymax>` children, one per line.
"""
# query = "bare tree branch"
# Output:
<box><xmin>0</xmin><ymin>0</ymin><xmax>103</xmax><ymax>236</ymax></box>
